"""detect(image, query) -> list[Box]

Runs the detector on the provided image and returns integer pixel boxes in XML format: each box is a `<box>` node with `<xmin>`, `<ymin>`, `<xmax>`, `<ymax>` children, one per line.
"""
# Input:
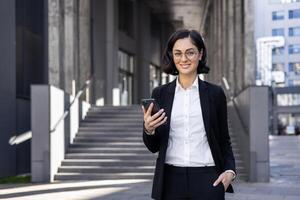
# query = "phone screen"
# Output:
<box><xmin>141</xmin><ymin>98</ymin><xmax>160</xmax><ymax>115</ymax></box>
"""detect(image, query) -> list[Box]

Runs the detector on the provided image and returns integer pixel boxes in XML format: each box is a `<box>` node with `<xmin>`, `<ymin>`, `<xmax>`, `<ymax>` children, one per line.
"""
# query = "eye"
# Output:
<box><xmin>174</xmin><ymin>52</ymin><xmax>181</xmax><ymax>57</ymax></box>
<box><xmin>186</xmin><ymin>51</ymin><xmax>195</xmax><ymax>57</ymax></box>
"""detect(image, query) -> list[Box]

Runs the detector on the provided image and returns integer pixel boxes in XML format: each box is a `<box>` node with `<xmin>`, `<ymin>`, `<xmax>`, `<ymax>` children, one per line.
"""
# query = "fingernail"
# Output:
<box><xmin>213</xmin><ymin>183</ymin><xmax>216</xmax><ymax>186</ymax></box>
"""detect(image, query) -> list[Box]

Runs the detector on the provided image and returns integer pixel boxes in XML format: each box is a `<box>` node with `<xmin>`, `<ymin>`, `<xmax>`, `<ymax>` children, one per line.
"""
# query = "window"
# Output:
<box><xmin>270</xmin><ymin>0</ymin><xmax>300</xmax><ymax>4</ymax></box>
<box><xmin>272</xmin><ymin>11</ymin><xmax>284</xmax><ymax>20</ymax></box>
<box><xmin>272</xmin><ymin>63</ymin><xmax>285</xmax><ymax>71</ymax></box>
<box><xmin>277</xmin><ymin>94</ymin><xmax>300</xmax><ymax>106</ymax></box>
<box><xmin>289</xmin><ymin>9</ymin><xmax>300</xmax><ymax>19</ymax></box>
<box><xmin>272</xmin><ymin>28</ymin><xmax>285</xmax><ymax>36</ymax></box>
<box><xmin>149</xmin><ymin>64</ymin><xmax>161</xmax><ymax>95</ymax></box>
<box><xmin>118</xmin><ymin>0</ymin><xmax>134</xmax><ymax>37</ymax></box>
<box><xmin>289</xmin><ymin>27</ymin><xmax>300</xmax><ymax>36</ymax></box>
<box><xmin>288</xmin><ymin>44</ymin><xmax>300</xmax><ymax>54</ymax></box>
<box><xmin>118</xmin><ymin>50</ymin><xmax>134</xmax><ymax>105</ymax></box>
<box><xmin>269</xmin><ymin>0</ymin><xmax>282</xmax><ymax>4</ymax></box>
<box><xmin>16</xmin><ymin>0</ymin><xmax>45</xmax><ymax>98</ymax></box>
<box><xmin>272</xmin><ymin>47</ymin><xmax>285</xmax><ymax>55</ymax></box>
<box><xmin>289</xmin><ymin>62</ymin><xmax>300</xmax><ymax>74</ymax></box>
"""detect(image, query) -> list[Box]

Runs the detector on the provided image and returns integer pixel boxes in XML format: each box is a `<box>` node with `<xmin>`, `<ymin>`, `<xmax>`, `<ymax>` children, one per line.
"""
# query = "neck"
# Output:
<box><xmin>178</xmin><ymin>73</ymin><xmax>198</xmax><ymax>89</ymax></box>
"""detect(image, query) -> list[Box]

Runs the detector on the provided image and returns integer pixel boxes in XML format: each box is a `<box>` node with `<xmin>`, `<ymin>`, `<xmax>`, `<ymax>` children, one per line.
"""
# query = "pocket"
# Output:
<box><xmin>219</xmin><ymin>182</ymin><xmax>225</xmax><ymax>193</ymax></box>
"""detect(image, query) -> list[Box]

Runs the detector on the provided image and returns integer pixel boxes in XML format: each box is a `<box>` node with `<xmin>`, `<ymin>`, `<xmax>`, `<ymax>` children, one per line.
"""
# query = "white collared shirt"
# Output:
<box><xmin>165</xmin><ymin>77</ymin><xmax>215</xmax><ymax>167</ymax></box>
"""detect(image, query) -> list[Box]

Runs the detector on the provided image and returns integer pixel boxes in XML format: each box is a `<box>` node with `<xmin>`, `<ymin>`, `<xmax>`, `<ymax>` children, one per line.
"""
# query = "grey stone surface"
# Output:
<box><xmin>1</xmin><ymin>135</ymin><xmax>299</xmax><ymax>199</ymax></box>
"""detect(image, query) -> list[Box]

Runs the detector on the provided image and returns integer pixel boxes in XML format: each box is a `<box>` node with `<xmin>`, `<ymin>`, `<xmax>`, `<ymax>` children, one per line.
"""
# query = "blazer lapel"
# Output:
<box><xmin>198</xmin><ymin>78</ymin><xmax>210</xmax><ymax>136</ymax></box>
<box><xmin>163</xmin><ymin>78</ymin><xmax>176</xmax><ymax>137</ymax></box>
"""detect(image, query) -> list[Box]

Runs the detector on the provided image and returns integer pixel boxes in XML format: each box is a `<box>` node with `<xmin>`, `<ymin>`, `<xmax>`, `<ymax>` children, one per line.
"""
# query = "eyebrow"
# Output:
<box><xmin>173</xmin><ymin>48</ymin><xmax>196</xmax><ymax>52</ymax></box>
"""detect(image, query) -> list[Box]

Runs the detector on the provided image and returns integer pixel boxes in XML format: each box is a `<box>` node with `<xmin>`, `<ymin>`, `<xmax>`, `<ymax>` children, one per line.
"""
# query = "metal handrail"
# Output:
<box><xmin>221</xmin><ymin>76</ymin><xmax>249</xmax><ymax>134</ymax></box>
<box><xmin>9</xmin><ymin>76</ymin><xmax>93</xmax><ymax>145</ymax></box>
<box><xmin>50</xmin><ymin>76</ymin><xmax>93</xmax><ymax>133</ymax></box>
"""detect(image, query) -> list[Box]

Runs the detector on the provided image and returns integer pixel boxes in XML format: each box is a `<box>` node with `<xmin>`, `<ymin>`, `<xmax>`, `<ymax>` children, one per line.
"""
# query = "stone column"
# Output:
<box><xmin>91</xmin><ymin>0</ymin><xmax>118</xmax><ymax>105</ymax></box>
<box><xmin>78</xmin><ymin>0</ymin><xmax>92</xmax><ymax>101</ymax></box>
<box><xmin>48</xmin><ymin>0</ymin><xmax>63</xmax><ymax>88</ymax></box>
<box><xmin>136</xmin><ymin>1</ymin><xmax>151</xmax><ymax>99</ymax></box>
<box><xmin>64</xmin><ymin>0</ymin><xmax>76</xmax><ymax>94</ymax></box>
<box><xmin>244</xmin><ymin>0</ymin><xmax>256</xmax><ymax>86</ymax></box>
<box><xmin>227</xmin><ymin>0</ymin><xmax>235</xmax><ymax>96</ymax></box>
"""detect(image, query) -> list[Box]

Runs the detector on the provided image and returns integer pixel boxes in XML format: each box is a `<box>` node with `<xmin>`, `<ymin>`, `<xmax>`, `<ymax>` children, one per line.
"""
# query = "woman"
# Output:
<box><xmin>142</xmin><ymin>29</ymin><xmax>236</xmax><ymax>200</ymax></box>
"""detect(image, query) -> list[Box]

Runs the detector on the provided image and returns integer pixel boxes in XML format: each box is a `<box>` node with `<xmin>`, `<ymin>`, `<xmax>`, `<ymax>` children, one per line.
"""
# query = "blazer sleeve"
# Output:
<box><xmin>217</xmin><ymin>87</ymin><xmax>236</xmax><ymax>174</ymax></box>
<box><xmin>142</xmin><ymin>87</ymin><xmax>161</xmax><ymax>153</ymax></box>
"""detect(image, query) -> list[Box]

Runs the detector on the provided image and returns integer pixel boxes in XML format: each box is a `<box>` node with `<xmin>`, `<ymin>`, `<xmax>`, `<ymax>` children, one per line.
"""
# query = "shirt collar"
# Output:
<box><xmin>175</xmin><ymin>76</ymin><xmax>199</xmax><ymax>92</ymax></box>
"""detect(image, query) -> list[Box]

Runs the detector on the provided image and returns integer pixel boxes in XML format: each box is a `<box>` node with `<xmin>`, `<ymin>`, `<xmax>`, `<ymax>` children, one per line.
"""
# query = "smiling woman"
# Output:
<box><xmin>142</xmin><ymin>29</ymin><xmax>236</xmax><ymax>200</ymax></box>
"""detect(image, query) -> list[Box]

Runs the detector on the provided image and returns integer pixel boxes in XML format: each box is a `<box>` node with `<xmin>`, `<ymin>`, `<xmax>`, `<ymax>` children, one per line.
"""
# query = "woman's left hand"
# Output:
<box><xmin>213</xmin><ymin>171</ymin><xmax>234</xmax><ymax>191</ymax></box>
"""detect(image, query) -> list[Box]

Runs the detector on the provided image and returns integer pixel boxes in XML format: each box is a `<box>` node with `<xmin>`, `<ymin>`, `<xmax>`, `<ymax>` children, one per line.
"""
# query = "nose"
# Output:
<box><xmin>180</xmin><ymin>53</ymin><xmax>188</xmax><ymax>62</ymax></box>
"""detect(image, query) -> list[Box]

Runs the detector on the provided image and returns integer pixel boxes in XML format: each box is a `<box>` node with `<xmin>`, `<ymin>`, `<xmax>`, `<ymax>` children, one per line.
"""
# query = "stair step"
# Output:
<box><xmin>73</xmin><ymin>137</ymin><xmax>143</xmax><ymax>143</ymax></box>
<box><xmin>58</xmin><ymin>166</ymin><xmax>155</xmax><ymax>173</ymax></box>
<box><xmin>78</xmin><ymin>127</ymin><xmax>142</xmax><ymax>131</ymax></box>
<box><xmin>61</xmin><ymin>159</ymin><xmax>156</xmax><ymax>166</ymax></box>
<box><xmin>70</xmin><ymin>142</ymin><xmax>145</xmax><ymax>148</ymax></box>
<box><xmin>80</xmin><ymin>123</ymin><xmax>142</xmax><ymax>127</ymax></box>
<box><xmin>76</xmin><ymin>132</ymin><xmax>141</xmax><ymax>136</ymax></box>
<box><xmin>65</xmin><ymin>153</ymin><xmax>155</xmax><ymax>160</ymax></box>
<box><xmin>68</xmin><ymin>147</ymin><xmax>149</xmax><ymax>153</ymax></box>
<box><xmin>86</xmin><ymin>112</ymin><xmax>142</xmax><ymax>117</ymax></box>
<box><xmin>54</xmin><ymin>173</ymin><xmax>154</xmax><ymax>180</ymax></box>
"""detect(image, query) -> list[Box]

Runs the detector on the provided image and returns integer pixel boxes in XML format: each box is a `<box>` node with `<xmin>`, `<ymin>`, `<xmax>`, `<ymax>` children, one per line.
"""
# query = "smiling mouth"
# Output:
<box><xmin>180</xmin><ymin>64</ymin><xmax>190</xmax><ymax>69</ymax></box>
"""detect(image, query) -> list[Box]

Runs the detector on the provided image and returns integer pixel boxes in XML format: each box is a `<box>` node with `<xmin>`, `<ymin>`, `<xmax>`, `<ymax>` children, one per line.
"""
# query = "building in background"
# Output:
<box><xmin>255</xmin><ymin>0</ymin><xmax>300</xmax><ymax>135</ymax></box>
<box><xmin>1</xmin><ymin>0</ymin><xmax>271</xmax><ymax>183</ymax></box>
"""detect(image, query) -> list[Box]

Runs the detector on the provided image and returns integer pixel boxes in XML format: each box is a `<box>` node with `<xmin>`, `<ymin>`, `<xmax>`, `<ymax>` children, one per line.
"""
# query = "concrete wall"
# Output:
<box><xmin>16</xmin><ymin>99</ymin><xmax>31</xmax><ymax>174</ymax></box>
<box><xmin>233</xmin><ymin>86</ymin><xmax>270</xmax><ymax>182</ymax></box>
<box><xmin>0</xmin><ymin>0</ymin><xmax>17</xmax><ymax>177</ymax></box>
<box><xmin>31</xmin><ymin>85</ymin><xmax>90</xmax><ymax>182</ymax></box>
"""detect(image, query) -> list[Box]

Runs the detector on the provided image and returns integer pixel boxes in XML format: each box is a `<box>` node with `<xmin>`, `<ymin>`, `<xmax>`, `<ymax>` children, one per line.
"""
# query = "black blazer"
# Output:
<box><xmin>143</xmin><ymin>77</ymin><xmax>236</xmax><ymax>200</ymax></box>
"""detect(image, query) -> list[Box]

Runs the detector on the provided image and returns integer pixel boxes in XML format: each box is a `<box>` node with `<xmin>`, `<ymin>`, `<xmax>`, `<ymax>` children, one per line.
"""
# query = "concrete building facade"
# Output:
<box><xmin>0</xmin><ymin>0</ymin><xmax>270</xmax><ymax>182</ymax></box>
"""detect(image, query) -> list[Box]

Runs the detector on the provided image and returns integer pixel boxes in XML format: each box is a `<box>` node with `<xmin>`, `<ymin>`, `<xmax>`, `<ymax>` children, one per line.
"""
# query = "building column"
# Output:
<box><xmin>136</xmin><ymin>2</ymin><xmax>151</xmax><ymax>99</ymax></box>
<box><xmin>234</xmin><ymin>0</ymin><xmax>244</xmax><ymax>94</ymax></box>
<box><xmin>92</xmin><ymin>0</ymin><xmax>118</xmax><ymax>105</ymax></box>
<box><xmin>244</xmin><ymin>0</ymin><xmax>256</xmax><ymax>86</ymax></box>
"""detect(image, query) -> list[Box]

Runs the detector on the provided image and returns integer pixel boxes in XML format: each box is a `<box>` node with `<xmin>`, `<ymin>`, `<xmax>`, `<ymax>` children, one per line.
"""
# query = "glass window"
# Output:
<box><xmin>269</xmin><ymin>0</ymin><xmax>282</xmax><ymax>4</ymax></box>
<box><xmin>272</xmin><ymin>63</ymin><xmax>285</xmax><ymax>71</ymax></box>
<box><xmin>270</xmin><ymin>0</ymin><xmax>300</xmax><ymax>4</ymax></box>
<box><xmin>272</xmin><ymin>28</ymin><xmax>285</xmax><ymax>36</ymax></box>
<box><xmin>118</xmin><ymin>0</ymin><xmax>134</xmax><ymax>37</ymax></box>
<box><xmin>289</xmin><ymin>62</ymin><xmax>300</xmax><ymax>74</ymax></box>
<box><xmin>289</xmin><ymin>27</ymin><xmax>300</xmax><ymax>36</ymax></box>
<box><xmin>272</xmin><ymin>11</ymin><xmax>284</xmax><ymax>20</ymax></box>
<box><xmin>16</xmin><ymin>0</ymin><xmax>45</xmax><ymax>98</ymax></box>
<box><xmin>149</xmin><ymin>64</ymin><xmax>161</xmax><ymax>95</ymax></box>
<box><xmin>277</xmin><ymin>94</ymin><xmax>300</xmax><ymax>106</ymax></box>
<box><xmin>118</xmin><ymin>50</ymin><xmax>134</xmax><ymax>105</ymax></box>
<box><xmin>289</xmin><ymin>9</ymin><xmax>300</xmax><ymax>19</ymax></box>
<box><xmin>288</xmin><ymin>44</ymin><xmax>300</xmax><ymax>54</ymax></box>
<box><xmin>272</xmin><ymin>46</ymin><xmax>285</xmax><ymax>55</ymax></box>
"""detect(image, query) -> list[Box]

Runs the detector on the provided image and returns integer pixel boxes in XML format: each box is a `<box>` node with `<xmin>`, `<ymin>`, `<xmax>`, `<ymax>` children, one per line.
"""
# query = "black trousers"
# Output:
<box><xmin>162</xmin><ymin>164</ymin><xmax>225</xmax><ymax>200</ymax></box>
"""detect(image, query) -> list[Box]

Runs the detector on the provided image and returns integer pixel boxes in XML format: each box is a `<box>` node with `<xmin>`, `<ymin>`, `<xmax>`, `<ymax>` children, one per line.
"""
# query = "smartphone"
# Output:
<box><xmin>141</xmin><ymin>98</ymin><xmax>160</xmax><ymax>116</ymax></box>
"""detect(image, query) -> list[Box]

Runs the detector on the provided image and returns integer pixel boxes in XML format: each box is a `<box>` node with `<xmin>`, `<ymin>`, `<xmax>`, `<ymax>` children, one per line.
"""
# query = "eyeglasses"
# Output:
<box><xmin>172</xmin><ymin>50</ymin><xmax>199</xmax><ymax>61</ymax></box>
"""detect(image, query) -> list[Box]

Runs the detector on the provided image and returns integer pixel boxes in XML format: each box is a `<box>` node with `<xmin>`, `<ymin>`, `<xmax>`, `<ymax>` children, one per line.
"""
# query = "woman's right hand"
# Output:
<box><xmin>142</xmin><ymin>103</ymin><xmax>167</xmax><ymax>135</ymax></box>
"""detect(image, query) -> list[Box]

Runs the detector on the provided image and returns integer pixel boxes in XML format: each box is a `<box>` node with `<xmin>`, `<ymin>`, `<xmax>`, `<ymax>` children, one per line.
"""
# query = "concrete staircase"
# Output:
<box><xmin>228</xmin><ymin>120</ymin><xmax>248</xmax><ymax>181</ymax></box>
<box><xmin>54</xmin><ymin>105</ymin><xmax>155</xmax><ymax>181</ymax></box>
<box><xmin>54</xmin><ymin>105</ymin><xmax>247</xmax><ymax>181</ymax></box>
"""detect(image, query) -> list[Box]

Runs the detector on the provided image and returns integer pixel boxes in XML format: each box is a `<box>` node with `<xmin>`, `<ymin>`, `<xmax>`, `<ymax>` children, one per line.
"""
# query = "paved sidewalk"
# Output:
<box><xmin>0</xmin><ymin>135</ymin><xmax>299</xmax><ymax>200</ymax></box>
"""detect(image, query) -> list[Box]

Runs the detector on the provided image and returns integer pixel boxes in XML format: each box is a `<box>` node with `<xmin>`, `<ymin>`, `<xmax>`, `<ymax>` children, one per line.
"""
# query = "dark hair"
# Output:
<box><xmin>162</xmin><ymin>29</ymin><xmax>209</xmax><ymax>75</ymax></box>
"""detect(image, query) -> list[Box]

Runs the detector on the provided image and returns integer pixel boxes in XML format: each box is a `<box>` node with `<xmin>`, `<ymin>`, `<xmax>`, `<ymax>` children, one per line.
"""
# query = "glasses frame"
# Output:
<box><xmin>172</xmin><ymin>49</ymin><xmax>200</xmax><ymax>62</ymax></box>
